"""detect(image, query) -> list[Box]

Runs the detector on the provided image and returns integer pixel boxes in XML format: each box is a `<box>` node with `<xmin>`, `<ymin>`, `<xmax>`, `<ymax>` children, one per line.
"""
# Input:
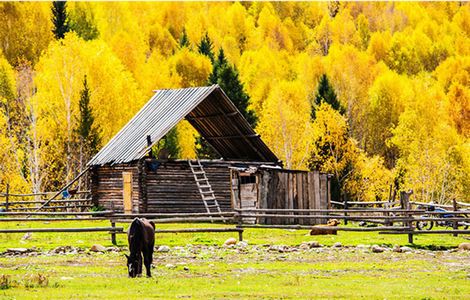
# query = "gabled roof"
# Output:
<box><xmin>88</xmin><ymin>85</ymin><xmax>279</xmax><ymax>166</ymax></box>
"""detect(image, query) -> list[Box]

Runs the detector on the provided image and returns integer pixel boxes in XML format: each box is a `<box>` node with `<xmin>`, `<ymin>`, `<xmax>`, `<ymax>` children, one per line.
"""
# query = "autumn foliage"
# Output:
<box><xmin>0</xmin><ymin>2</ymin><xmax>468</xmax><ymax>203</ymax></box>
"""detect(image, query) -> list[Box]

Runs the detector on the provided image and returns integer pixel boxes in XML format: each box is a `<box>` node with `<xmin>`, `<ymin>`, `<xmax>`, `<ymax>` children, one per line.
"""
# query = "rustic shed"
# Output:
<box><xmin>88</xmin><ymin>85</ymin><xmax>330</xmax><ymax>224</ymax></box>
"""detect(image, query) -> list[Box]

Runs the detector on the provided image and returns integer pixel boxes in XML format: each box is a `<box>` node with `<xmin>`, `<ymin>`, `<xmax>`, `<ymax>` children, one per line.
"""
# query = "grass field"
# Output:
<box><xmin>0</xmin><ymin>220</ymin><xmax>469</xmax><ymax>299</ymax></box>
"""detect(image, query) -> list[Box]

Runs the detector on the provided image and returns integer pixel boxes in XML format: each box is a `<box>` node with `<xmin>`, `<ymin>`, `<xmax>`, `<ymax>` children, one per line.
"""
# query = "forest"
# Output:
<box><xmin>0</xmin><ymin>1</ymin><xmax>468</xmax><ymax>203</ymax></box>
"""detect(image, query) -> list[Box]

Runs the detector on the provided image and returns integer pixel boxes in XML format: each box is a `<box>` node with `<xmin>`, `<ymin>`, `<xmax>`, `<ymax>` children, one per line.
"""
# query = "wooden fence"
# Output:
<box><xmin>0</xmin><ymin>189</ymin><xmax>92</xmax><ymax>212</ymax></box>
<box><xmin>0</xmin><ymin>187</ymin><xmax>469</xmax><ymax>245</ymax></box>
<box><xmin>0</xmin><ymin>207</ymin><xmax>469</xmax><ymax>245</ymax></box>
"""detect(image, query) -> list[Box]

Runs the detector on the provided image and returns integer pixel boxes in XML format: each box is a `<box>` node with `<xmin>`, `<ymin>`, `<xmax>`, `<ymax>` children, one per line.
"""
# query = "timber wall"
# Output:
<box><xmin>259</xmin><ymin>169</ymin><xmax>330</xmax><ymax>225</ymax></box>
<box><xmin>232</xmin><ymin>168</ymin><xmax>330</xmax><ymax>225</ymax></box>
<box><xmin>90</xmin><ymin>164</ymin><xmax>141</xmax><ymax>213</ymax></box>
<box><xmin>145</xmin><ymin>160</ymin><xmax>232</xmax><ymax>213</ymax></box>
<box><xmin>91</xmin><ymin>160</ymin><xmax>330</xmax><ymax>221</ymax></box>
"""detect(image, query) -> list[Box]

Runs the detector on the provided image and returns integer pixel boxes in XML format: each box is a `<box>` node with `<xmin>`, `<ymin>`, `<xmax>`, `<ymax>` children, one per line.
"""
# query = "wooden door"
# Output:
<box><xmin>123</xmin><ymin>172</ymin><xmax>133</xmax><ymax>214</ymax></box>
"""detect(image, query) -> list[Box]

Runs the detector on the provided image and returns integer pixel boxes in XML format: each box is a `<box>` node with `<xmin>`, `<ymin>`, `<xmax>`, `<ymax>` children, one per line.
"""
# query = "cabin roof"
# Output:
<box><xmin>88</xmin><ymin>85</ymin><xmax>279</xmax><ymax>166</ymax></box>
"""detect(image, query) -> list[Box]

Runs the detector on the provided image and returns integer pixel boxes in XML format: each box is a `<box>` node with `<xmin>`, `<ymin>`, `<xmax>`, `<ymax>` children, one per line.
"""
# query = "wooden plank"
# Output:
<box><xmin>302</xmin><ymin>173</ymin><xmax>309</xmax><ymax>225</ymax></box>
<box><xmin>314</xmin><ymin>171</ymin><xmax>320</xmax><ymax>210</ymax></box>
<box><xmin>297</xmin><ymin>173</ymin><xmax>303</xmax><ymax>225</ymax></box>
<box><xmin>282</xmin><ymin>172</ymin><xmax>288</xmax><ymax>225</ymax></box>
<box><xmin>0</xmin><ymin>211</ymin><xmax>113</xmax><ymax>216</ymax></box>
<box><xmin>380</xmin><ymin>230</ymin><xmax>470</xmax><ymax>235</ymax></box>
<box><xmin>320</xmin><ymin>174</ymin><xmax>328</xmax><ymax>223</ymax></box>
<box><xmin>307</xmin><ymin>172</ymin><xmax>315</xmax><ymax>225</ymax></box>
<box><xmin>274</xmin><ymin>172</ymin><xmax>282</xmax><ymax>224</ymax></box>
<box><xmin>234</xmin><ymin>208</ymin><xmax>429</xmax><ymax>213</ymax></box>
<box><xmin>260</xmin><ymin>170</ymin><xmax>270</xmax><ymax>224</ymax></box>
<box><xmin>0</xmin><ymin>227</ymin><xmax>123</xmax><ymax>233</ymax></box>
<box><xmin>123</xmin><ymin>172</ymin><xmax>133</xmax><ymax>214</ymax></box>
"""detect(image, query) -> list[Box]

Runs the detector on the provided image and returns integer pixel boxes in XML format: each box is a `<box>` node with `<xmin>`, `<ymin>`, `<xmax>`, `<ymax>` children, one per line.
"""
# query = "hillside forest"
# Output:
<box><xmin>0</xmin><ymin>2</ymin><xmax>469</xmax><ymax>203</ymax></box>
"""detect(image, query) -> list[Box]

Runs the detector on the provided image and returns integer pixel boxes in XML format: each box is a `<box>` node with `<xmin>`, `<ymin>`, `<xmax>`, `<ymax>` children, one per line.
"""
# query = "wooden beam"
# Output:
<box><xmin>0</xmin><ymin>217</ymin><xmax>109</xmax><ymax>222</ymax></box>
<box><xmin>0</xmin><ymin>211</ymin><xmax>113</xmax><ymax>216</ymax></box>
<box><xmin>186</xmin><ymin>111</ymin><xmax>238</xmax><ymax>120</ymax></box>
<box><xmin>205</xmin><ymin>134</ymin><xmax>260</xmax><ymax>140</ymax></box>
<box><xmin>380</xmin><ymin>230</ymin><xmax>470</xmax><ymax>235</ymax></box>
<box><xmin>0</xmin><ymin>227</ymin><xmax>123</xmax><ymax>233</ymax></box>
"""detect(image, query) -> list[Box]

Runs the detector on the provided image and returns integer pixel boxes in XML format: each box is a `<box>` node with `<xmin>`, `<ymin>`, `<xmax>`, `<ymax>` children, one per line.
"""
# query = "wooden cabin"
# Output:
<box><xmin>88</xmin><ymin>85</ymin><xmax>330</xmax><ymax>224</ymax></box>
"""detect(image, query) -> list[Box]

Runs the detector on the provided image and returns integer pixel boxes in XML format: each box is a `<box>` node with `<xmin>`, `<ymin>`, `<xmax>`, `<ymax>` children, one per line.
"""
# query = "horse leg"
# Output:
<box><xmin>137</xmin><ymin>253</ymin><xmax>143</xmax><ymax>277</ymax></box>
<box><xmin>143</xmin><ymin>245</ymin><xmax>153</xmax><ymax>277</ymax></box>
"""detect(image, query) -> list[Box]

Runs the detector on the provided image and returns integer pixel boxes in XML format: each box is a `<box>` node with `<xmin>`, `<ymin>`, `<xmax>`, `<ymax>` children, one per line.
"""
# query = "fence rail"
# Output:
<box><xmin>0</xmin><ymin>189</ymin><xmax>92</xmax><ymax>213</ymax></box>
<box><xmin>0</xmin><ymin>198</ymin><xmax>469</xmax><ymax>245</ymax></box>
<box><xmin>0</xmin><ymin>191</ymin><xmax>90</xmax><ymax>197</ymax></box>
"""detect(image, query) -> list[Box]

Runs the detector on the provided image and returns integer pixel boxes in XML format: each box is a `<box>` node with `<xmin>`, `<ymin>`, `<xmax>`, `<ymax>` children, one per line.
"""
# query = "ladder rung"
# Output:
<box><xmin>198</xmin><ymin>184</ymin><xmax>211</xmax><ymax>189</ymax></box>
<box><xmin>195</xmin><ymin>177</ymin><xmax>208</xmax><ymax>181</ymax></box>
<box><xmin>203</xmin><ymin>197</ymin><xmax>216</xmax><ymax>201</ymax></box>
<box><xmin>200</xmin><ymin>190</ymin><xmax>214</xmax><ymax>194</ymax></box>
<box><xmin>193</xmin><ymin>171</ymin><xmax>205</xmax><ymax>175</ymax></box>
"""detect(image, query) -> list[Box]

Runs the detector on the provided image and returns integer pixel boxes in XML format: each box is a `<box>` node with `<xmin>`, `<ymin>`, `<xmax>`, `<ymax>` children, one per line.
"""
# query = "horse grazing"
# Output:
<box><xmin>125</xmin><ymin>218</ymin><xmax>155</xmax><ymax>278</ymax></box>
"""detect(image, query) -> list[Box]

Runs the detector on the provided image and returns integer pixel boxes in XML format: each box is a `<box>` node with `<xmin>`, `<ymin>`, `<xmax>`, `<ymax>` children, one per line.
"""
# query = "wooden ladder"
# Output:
<box><xmin>188</xmin><ymin>159</ymin><xmax>225</xmax><ymax>222</ymax></box>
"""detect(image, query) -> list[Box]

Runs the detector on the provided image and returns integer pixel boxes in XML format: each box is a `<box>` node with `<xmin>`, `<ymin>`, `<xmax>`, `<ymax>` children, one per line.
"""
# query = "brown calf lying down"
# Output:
<box><xmin>309</xmin><ymin>219</ymin><xmax>341</xmax><ymax>235</ymax></box>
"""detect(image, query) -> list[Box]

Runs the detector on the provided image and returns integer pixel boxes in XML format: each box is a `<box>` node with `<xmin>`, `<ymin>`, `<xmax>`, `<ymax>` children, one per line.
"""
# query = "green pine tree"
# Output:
<box><xmin>179</xmin><ymin>28</ymin><xmax>190</xmax><ymax>48</ymax></box>
<box><xmin>153</xmin><ymin>127</ymin><xmax>181</xmax><ymax>159</ymax></box>
<box><xmin>197</xmin><ymin>32</ymin><xmax>215</xmax><ymax>63</ymax></box>
<box><xmin>209</xmin><ymin>48</ymin><xmax>257</xmax><ymax>126</ymax></box>
<box><xmin>196</xmin><ymin>48</ymin><xmax>257</xmax><ymax>159</ymax></box>
<box><xmin>311</xmin><ymin>74</ymin><xmax>344</xmax><ymax>119</ymax></box>
<box><xmin>76</xmin><ymin>76</ymin><xmax>101</xmax><ymax>158</ymax></box>
<box><xmin>51</xmin><ymin>1</ymin><xmax>70</xmax><ymax>40</ymax></box>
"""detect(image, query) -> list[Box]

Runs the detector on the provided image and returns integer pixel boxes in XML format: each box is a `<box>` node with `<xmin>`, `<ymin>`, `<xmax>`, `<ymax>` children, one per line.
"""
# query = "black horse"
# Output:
<box><xmin>125</xmin><ymin>218</ymin><xmax>155</xmax><ymax>278</ymax></box>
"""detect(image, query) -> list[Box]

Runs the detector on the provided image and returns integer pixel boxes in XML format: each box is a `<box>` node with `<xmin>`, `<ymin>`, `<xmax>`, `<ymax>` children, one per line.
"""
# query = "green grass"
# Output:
<box><xmin>0</xmin><ymin>220</ymin><xmax>469</xmax><ymax>299</ymax></box>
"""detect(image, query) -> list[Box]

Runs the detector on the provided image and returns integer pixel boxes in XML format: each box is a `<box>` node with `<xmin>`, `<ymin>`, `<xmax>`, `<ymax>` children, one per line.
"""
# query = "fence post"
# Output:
<box><xmin>5</xmin><ymin>183</ymin><xmax>9</xmax><ymax>212</ymax></box>
<box><xmin>111</xmin><ymin>220</ymin><xmax>117</xmax><ymax>245</ymax></box>
<box><xmin>400</xmin><ymin>190</ymin><xmax>414</xmax><ymax>243</ymax></box>
<box><xmin>452</xmin><ymin>199</ymin><xmax>458</xmax><ymax>237</ymax></box>
<box><xmin>236</xmin><ymin>211</ymin><xmax>243</xmax><ymax>241</ymax></box>
<box><xmin>343</xmin><ymin>196</ymin><xmax>348</xmax><ymax>225</ymax></box>
<box><xmin>384</xmin><ymin>201</ymin><xmax>390</xmax><ymax>226</ymax></box>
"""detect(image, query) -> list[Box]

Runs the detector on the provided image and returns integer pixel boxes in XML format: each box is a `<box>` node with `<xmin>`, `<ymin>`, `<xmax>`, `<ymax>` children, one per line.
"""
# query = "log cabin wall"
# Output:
<box><xmin>91</xmin><ymin>160</ymin><xmax>329</xmax><ymax>221</ymax></box>
<box><xmin>144</xmin><ymin>160</ymin><xmax>233</xmax><ymax>213</ymax></box>
<box><xmin>90</xmin><ymin>163</ymin><xmax>141</xmax><ymax>213</ymax></box>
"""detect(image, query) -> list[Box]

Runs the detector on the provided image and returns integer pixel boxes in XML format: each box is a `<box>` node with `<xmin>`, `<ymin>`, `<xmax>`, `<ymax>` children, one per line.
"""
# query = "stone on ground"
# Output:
<box><xmin>223</xmin><ymin>238</ymin><xmax>237</xmax><ymax>246</ymax></box>
<box><xmin>371</xmin><ymin>245</ymin><xmax>385</xmax><ymax>253</ymax></box>
<box><xmin>400</xmin><ymin>246</ymin><xmax>413</xmax><ymax>253</ymax></box>
<box><xmin>6</xmin><ymin>248</ymin><xmax>30</xmax><ymax>254</ymax></box>
<box><xmin>236</xmin><ymin>241</ymin><xmax>248</xmax><ymax>248</ymax></box>
<box><xmin>157</xmin><ymin>245</ymin><xmax>171</xmax><ymax>252</ymax></box>
<box><xmin>90</xmin><ymin>244</ymin><xmax>106</xmax><ymax>252</ymax></box>
<box><xmin>300</xmin><ymin>241</ymin><xmax>321</xmax><ymax>250</ymax></box>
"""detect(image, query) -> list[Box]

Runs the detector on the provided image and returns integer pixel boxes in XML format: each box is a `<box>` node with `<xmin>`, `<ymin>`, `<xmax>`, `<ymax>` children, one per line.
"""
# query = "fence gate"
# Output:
<box><xmin>122</xmin><ymin>172</ymin><xmax>133</xmax><ymax>214</ymax></box>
